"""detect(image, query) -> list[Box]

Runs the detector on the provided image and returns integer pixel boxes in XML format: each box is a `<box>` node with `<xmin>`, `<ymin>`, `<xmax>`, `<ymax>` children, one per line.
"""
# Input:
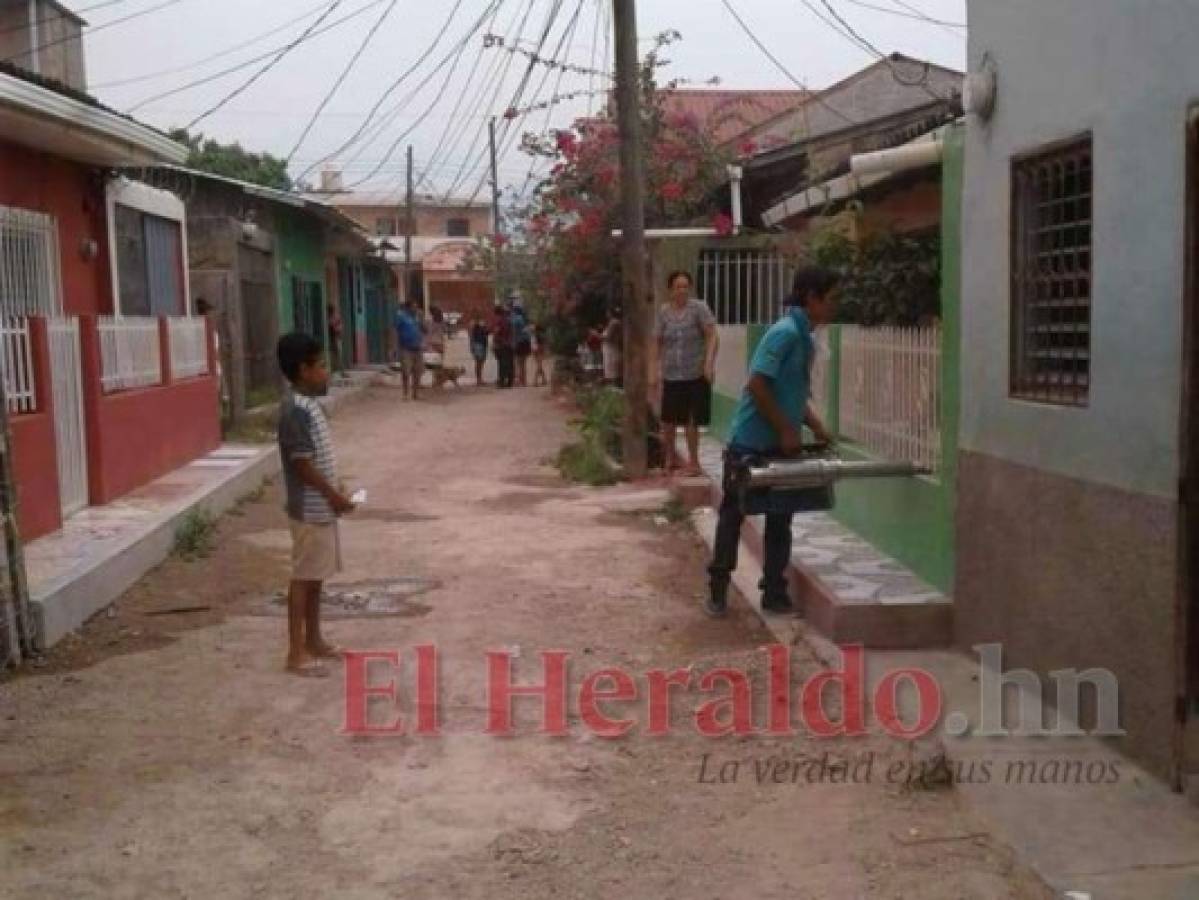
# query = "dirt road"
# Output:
<box><xmin>0</xmin><ymin>382</ymin><xmax>1050</xmax><ymax>899</ymax></box>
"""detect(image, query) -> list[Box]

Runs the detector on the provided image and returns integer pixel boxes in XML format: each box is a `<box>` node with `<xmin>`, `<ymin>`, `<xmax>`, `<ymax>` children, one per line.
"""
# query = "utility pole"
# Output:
<box><xmin>489</xmin><ymin>116</ymin><xmax>503</xmax><ymax>305</ymax></box>
<box><xmin>405</xmin><ymin>144</ymin><xmax>417</xmax><ymax>316</ymax></box>
<box><xmin>613</xmin><ymin>0</ymin><xmax>649</xmax><ymax>478</ymax></box>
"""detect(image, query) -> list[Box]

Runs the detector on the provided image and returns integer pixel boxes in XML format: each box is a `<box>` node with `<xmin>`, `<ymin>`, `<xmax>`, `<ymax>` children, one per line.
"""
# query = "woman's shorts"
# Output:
<box><xmin>661</xmin><ymin>378</ymin><xmax>711</xmax><ymax>427</ymax></box>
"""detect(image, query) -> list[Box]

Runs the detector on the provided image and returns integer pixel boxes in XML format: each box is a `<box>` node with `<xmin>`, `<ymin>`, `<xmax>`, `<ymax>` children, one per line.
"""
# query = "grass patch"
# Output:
<box><xmin>246</xmin><ymin>384</ymin><xmax>280</xmax><ymax>410</ymax></box>
<box><xmin>661</xmin><ymin>497</ymin><xmax>689</xmax><ymax>524</ymax></box>
<box><xmin>173</xmin><ymin>508</ymin><xmax>216</xmax><ymax>559</ymax></box>
<box><xmin>557</xmin><ymin>386</ymin><xmax>625</xmax><ymax>487</ymax></box>
<box><xmin>557</xmin><ymin>441</ymin><xmax>619</xmax><ymax>487</ymax></box>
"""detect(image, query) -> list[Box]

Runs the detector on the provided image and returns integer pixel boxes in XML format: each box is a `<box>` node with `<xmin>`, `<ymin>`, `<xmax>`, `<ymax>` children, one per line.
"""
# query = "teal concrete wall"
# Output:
<box><xmin>275</xmin><ymin>211</ymin><xmax>327</xmax><ymax>349</ymax></box>
<box><xmin>828</xmin><ymin>125</ymin><xmax>963</xmax><ymax>593</ymax></box>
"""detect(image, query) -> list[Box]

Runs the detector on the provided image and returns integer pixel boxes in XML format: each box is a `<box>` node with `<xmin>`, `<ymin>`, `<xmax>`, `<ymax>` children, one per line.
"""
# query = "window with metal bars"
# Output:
<box><xmin>1010</xmin><ymin>137</ymin><xmax>1093</xmax><ymax>406</ymax></box>
<box><xmin>0</xmin><ymin>205</ymin><xmax>62</xmax><ymax>318</ymax></box>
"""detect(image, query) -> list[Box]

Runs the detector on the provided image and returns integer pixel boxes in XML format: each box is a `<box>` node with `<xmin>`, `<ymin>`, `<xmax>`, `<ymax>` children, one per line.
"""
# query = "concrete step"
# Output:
<box><xmin>686</xmin><ymin>436</ymin><xmax>952</xmax><ymax>650</ymax></box>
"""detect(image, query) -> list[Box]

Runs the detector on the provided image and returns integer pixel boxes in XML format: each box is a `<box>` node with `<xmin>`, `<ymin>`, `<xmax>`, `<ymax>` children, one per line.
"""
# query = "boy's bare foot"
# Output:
<box><xmin>285</xmin><ymin>653</ymin><xmax>330</xmax><ymax>678</ymax></box>
<box><xmin>306</xmin><ymin>641</ymin><xmax>344</xmax><ymax>659</ymax></box>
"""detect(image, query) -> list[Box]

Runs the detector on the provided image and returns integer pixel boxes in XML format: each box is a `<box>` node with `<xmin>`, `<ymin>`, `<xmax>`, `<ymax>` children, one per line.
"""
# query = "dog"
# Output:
<box><xmin>429</xmin><ymin>364</ymin><xmax>466</xmax><ymax>390</ymax></box>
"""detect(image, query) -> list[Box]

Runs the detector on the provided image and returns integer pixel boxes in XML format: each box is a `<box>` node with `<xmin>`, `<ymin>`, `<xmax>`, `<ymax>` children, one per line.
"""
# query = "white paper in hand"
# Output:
<box><xmin>350</xmin><ymin>489</ymin><xmax>368</xmax><ymax>506</ymax></box>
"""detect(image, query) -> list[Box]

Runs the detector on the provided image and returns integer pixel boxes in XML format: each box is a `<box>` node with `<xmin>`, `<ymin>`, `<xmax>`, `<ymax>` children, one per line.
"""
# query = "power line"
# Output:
<box><xmin>0</xmin><ymin>0</ymin><xmax>129</xmax><ymax>37</ymax></box>
<box><xmin>810</xmin><ymin>0</ymin><xmax>950</xmax><ymax>102</ymax></box>
<box><xmin>437</xmin><ymin>0</ymin><xmax>546</xmax><ymax>200</ymax></box>
<box><xmin>343</xmin><ymin>0</ymin><xmax>505</xmax><ymax>189</ymax></box>
<box><xmin>294</xmin><ymin>0</ymin><xmax>470</xmax><ymax>184</ymax></box>
<box><xmin>717</xmin><ymin>0</ymin><xmax>856</xmax><ymax>127</ymax></box>
<box><xmin>841</xmin><ymin>0</ymin><xmax>964</xmax><ymax>29</ymax></box>
<box><xmin>406</xmin><ymin>0</ymin><xmax>522</xmax><ymax>197</ymax></box>
<box><xmin>462</xmin><ymin>0</ymin><xmax>571</xmax><ymax>203</ymax></box>
<box><xmin>883</xmin><ymin>0</ymin><xmax>964</xmax><ymax>35</ymax></box>
<box><xmin>3</xmin><ymin>0</ymin><xmax>188</xmax><ymax>64</ymax></box>
<box><xmin>182</xmin><ymin>0</ymin><xmax>348</xmax><ymax>131</ymax></box>
<box><xmin>125</xmin><ymin>0</ymin><xmax>389</xmax><ymax>114</ymax></box>
<box><xmin>93</xmin><ymin>0</ymin><xmax>355</xmax><ymax>90</ymax></box>
<box><xmin>286</xmin><ymin>0</ymin><xmax>401</xmax><ymax>163</ymax></box>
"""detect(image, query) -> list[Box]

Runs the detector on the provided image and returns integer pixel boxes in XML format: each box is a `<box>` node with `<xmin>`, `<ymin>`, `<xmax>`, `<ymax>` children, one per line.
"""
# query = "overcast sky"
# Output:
<box><xmin>70</xmin><ymin>0</ymin><xmax>966</xmax><ymax>201</ymax></box>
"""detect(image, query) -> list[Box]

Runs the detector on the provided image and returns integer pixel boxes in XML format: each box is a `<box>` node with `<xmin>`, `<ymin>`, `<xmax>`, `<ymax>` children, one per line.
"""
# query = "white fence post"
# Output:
<box><xmin>168</xmin><ymin>317</ymin><xmax>209</xmax><ymax>380</ymax></box>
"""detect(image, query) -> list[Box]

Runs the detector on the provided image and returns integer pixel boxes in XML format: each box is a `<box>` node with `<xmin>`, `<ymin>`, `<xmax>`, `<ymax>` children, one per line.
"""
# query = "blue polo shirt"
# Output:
<box><xmin>728</xmin><ymin>307</ymin><xmax>815</xmax><ymax>452</ymax></box>
<box><xmin>394</xmin><ymin>309</ymin><xmax>423</xmax><ymax>352</ymax></box>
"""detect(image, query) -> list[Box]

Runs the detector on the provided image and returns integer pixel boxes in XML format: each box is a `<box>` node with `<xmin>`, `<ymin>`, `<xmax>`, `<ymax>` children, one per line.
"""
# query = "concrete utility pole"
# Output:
<box><xmin>489</xmin><ymin>116</ymin><xmax>503</xmax><ymax>305</ymax></box>
<box><xmin>613</xmin><ymin>0</ymin><xmax>649</xmax><ymax>478</ymax></box>
<box><xmin>405</xmin><ymin>144</ymin><xmax>418</xmax><ymax>315</ymax></box>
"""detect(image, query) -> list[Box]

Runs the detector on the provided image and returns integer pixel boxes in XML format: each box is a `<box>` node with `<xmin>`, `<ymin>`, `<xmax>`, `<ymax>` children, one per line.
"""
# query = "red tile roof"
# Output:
<box><xmin>659</xmin><ymin>89</ymin><xmax>810</xmax><ymax>146</ymax></box>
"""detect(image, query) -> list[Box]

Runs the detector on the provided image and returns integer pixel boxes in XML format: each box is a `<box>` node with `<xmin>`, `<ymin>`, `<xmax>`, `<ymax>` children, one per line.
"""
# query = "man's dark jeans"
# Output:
<box><xmin>496</xmin><ymin>347</ymin><xmax>515</xmax><ymax>388</ymax></box>
<box><xmin>708</xmin><ymin>446</ymin><xmax>793</xmax><ymax>601</ymax></box>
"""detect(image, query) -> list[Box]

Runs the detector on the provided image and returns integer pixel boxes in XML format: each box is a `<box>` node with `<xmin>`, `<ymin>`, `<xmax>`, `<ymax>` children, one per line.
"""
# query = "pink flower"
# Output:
<box><xmin>555</xmin><ymin>131</ymin><xmax>579</xmax><ymax>156</ymax></box>
<box><xmin>713</xmin><ymin>212</ymin><xmax>735</xmax><ymax>237</ymax></box>
<box><xmin>661</xmin><ymin>181</ymin><xmax>685</xmax><ymax>202</ymax></box>
<box><xmin>738</xmin><ymin>139</ymin><xmax>758</xmax><ymax>158</ymax></box>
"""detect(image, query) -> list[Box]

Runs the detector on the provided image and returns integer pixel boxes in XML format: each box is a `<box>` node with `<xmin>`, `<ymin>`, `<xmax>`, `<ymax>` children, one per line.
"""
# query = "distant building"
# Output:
<box><xmin>309</xmin><ymin>169</ymin><xmax>495</xmax><ymax>321</ymax></box>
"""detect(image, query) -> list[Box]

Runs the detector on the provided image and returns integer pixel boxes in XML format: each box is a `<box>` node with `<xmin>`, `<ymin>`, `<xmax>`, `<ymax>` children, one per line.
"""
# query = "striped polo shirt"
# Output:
<box><xmin>278</xmin><ymin>388</ymin><xmax>338</xmax><ymax>524</ymax></box>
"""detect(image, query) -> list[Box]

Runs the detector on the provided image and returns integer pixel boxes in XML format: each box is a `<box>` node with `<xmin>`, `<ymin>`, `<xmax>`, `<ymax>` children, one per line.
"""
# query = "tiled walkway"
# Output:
<box><xmin>695</xmin><ymin>435</ymin><xmax>949</xmax><ymax>609</ymax></box>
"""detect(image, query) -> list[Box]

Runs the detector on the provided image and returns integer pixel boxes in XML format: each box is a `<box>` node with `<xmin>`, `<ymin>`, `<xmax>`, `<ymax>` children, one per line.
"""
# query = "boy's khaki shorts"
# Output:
<box><xmin>289</xmin><ymin>520</ymin><xmax>342</xmax><ymax>582</ymax></box>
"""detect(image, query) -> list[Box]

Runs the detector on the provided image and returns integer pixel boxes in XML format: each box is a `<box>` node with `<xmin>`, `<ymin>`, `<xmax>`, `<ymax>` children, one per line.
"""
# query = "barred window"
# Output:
<box><xmin>1011</xmin><ymin>137</ymin><xmax>1093</xmax><ymax>405</ymax></box>
<box><xmin>695</xmin><ymin>248</ymin><xmax>794</xmax><ymax>326</ymax></box>
<box><xmin>0</xmin><ymin>205</ymin><xmax>62</xmax><ymax>317</ymax></box>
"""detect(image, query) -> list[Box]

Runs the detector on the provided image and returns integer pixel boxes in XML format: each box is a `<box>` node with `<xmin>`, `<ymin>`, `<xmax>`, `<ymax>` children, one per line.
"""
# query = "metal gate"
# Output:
<box><xmin>48</xmin><ymin>318</ymin><xmax>88</xmax><ymax>516</ymax></box>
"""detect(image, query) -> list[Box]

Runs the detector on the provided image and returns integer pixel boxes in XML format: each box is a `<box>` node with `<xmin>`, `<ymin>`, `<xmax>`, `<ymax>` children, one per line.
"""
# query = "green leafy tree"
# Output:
<box><xmin>168</xmin><ymin>129</ymin><xmax>293</xmax><ymax>191</ymax></box>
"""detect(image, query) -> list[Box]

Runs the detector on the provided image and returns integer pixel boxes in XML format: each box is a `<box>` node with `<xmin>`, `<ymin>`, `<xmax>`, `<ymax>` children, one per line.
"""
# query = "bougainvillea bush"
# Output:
<box><xmin>464</xmin><ymin>32</ymin><xmax>744</xmax><ymax>353</ymax></box>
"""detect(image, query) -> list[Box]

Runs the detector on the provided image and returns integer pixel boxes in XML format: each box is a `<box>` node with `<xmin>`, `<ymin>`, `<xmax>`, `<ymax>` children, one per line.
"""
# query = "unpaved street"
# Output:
<box><xmin>0</xmin><ymin>383</ymin><xmax>1050</xmax><ymax>899</ymax></box>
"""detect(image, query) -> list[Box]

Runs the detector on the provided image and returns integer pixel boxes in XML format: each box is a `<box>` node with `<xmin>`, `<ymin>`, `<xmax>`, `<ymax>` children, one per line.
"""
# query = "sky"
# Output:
<box><xmin>68</xmin><ymin>0</ymin><xmax>967</xmax><ymax>202</ymax></box>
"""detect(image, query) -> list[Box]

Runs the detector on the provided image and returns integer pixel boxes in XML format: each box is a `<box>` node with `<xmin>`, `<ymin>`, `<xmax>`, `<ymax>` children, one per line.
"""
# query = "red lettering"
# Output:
<box><xmin>800</xmin><ymin>645</ymin><xmax>866</xmax><ymax>738</ymax></box>
<box><xmin>579</xmin><ymin>668</ymin><xmax>638</xmax><ymax>738</ymax></box>
<box><xmin>486</xmin><ymin>650</ymin><xmax>569</xmax><ymax>736</ymax></box>
<box><xmin>875</xmin><ymin>668</ymin><xmax>942</xmax><ymax>739</ymax></box>
<box><xmin>342</xmin><ymin>651</ymin><xmax>404</xmax><ymax>735</ymax></box>
<box><xmin>415</xmin><ymin>644</ymin><xmax>439</xmax><ymax>736</ymax></box>
<box><xmin>646</xmin><ymin>668</ymin><xmax>692</xmax><ymax>736</ymax></box>
<box><xmin>695</xmin><ymin>668</ymin><xmax>755</xmax><ymax>737</ymax></box>
<box><xmin>765</xmin><ymin>644</ymin><xmax>794</xmax><ymax>735</ymax></box>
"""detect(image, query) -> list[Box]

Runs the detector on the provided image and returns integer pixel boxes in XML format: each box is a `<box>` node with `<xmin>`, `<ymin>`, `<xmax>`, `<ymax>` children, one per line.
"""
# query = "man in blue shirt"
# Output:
<box><xmin>707</xmin><ymin>267</ymin><xmax>839</xmax><ymax>618</ymax></box>
<box><xmin>394</xmin><ymin>300</ymin><xmax>425</xmax><ymax>400</ymax></box>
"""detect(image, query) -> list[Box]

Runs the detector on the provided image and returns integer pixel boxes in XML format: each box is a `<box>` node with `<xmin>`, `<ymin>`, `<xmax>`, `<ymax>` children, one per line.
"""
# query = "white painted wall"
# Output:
<box><xmin>713</xmin><ymin>324</ymin><xmax>748</xmax><ymax>401</ymax></box>
<box><xmin>962</xmin><ymin>0</ymin><xmax>1199</xmax><ymax>498</ymax></box>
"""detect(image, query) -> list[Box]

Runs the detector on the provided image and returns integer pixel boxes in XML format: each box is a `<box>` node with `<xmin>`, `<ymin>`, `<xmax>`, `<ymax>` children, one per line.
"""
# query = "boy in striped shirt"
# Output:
<box><xmin>276</xmin><ymin>333</ymin><xmax>355</xmax><ymax>676</ymax></box>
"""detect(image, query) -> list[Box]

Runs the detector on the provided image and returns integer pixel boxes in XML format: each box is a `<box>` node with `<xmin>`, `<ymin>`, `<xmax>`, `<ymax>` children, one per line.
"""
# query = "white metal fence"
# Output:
<box><xmin>99</xmin><ymin>316</ymin><xmax>162</xmax><ymax>393</ymax></box>
<box><xmin>696</xmin><ymin>248</ymin><xmax>794</xmax><ymax>326</ymax></box>
<box><xmin>168</xmin><ymin>317</ymin><xmax>209</xmax><ymax>380</ymax></box>
<box><xmin>0</xmin><ymin>317</ymin><xmax>36</xmax><ymax>414</ymax></box>
<box><xmin>49</xmin><ymin>317</ymin><xmax>89</xmax><ymax>516</ymax></box>
<box><xmin>0</xmin><ymin>205</ymin><xmax>62</xmax><ymax>318</ymax></box>
<box><xmin>838</xmin><ymin>325</ymin><xmax>941</xmax><ymax>471</ymax></box>
<box><xmin>810</xmin><ymin>327</ymin><xmax>831</xmax><ymax>424</ymax></box>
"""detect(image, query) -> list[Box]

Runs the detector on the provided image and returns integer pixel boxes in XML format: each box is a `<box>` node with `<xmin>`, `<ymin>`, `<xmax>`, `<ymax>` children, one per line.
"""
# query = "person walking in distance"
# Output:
<box><xmin>651</xmin><ymin>271</ymin><xmax>719</xmax><ymax>476</ymax></box>
<box><xmin>394</xmin><ymin>300</ymin><xmax>425</xmax><ymax>400</ymax></box>
<box><xmin>706</xmin><ymin>267</ymin><xmax>838</xmax><ymax>619</ymax></box>
<box><xmin>469</xmin><ymin>316</ymin><xmax>490</xmax><ymax>386</ymax></box>
<box><xmin>492</xmin><ymin>303</ymin><xmax>515</xmax><ymax>388</ymax></box>
<box><xmin>275</xmin><ymin>332</ymin><xmax>356</xmax><ymax>675</ymax></box>
<box><xmin>513</xmin><ymin>302</ymin><xmax>532</xmax><ymax>387</ymax></box>
<box><xmin>532</xmin><ymin>321</ymin><xmax>549</xmax><ymax>387</ymax></box>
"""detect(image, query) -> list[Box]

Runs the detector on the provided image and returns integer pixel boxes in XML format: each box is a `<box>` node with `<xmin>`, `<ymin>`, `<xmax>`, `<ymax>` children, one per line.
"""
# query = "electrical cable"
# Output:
<box><xmin>293</xmin><ymin>0</ymin><xmax>470</xmax><ymax>184</ymax></box>
<box><xmin>883</xmin><ymin>0</ymin><xmax>964</xmax><ymax>36</ymax></box>
<box><xmin>841</xmin><ymin>0</ymin><xmax>964</xmax><ymax>29</ymax></box>
<box><xmin>3</xmin><ymin>0</ymin><xmax>187</xmax><ymax>64</ymax></box>
<box><xmin>286</xmin><ymin>0</ymin><xmax>401</xmax><ymax>163</ymax></box>
<box><xmin>125</xmin><ymin>0</ymin><xmax>388</xmax><ymax>113</ymax></box>
<box><xmin>182</xmin><ymin>0</ymin><xmax>347</xmax><ymax>130</ymax></box>
<box><xmin>811</xmin><ymin>0</ymin><xmax>950</xmax><ymax>102</ymax></box>
<box><xmin>342</xmin><ymin>0</ymin><xmax>505</xmax><ymax>189</ymax></box>
<box><xmin>717</xmin><ymin>0</ymin><xmax>856</xmax><ymax>127</ymax></box>
<box><xmin>462</xmin><ymin>0</ymin><xmax>571</xmax><ymax>204</ymax></box>
<box><xmin>436</xmin><ymin>0</ymin><xmax>547</xmax><ymax>200</ymax></box>
<box><xmin>93</xmin><ymin>0</ymin><xmax>360</xmax><ymax>90</ymax></box>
